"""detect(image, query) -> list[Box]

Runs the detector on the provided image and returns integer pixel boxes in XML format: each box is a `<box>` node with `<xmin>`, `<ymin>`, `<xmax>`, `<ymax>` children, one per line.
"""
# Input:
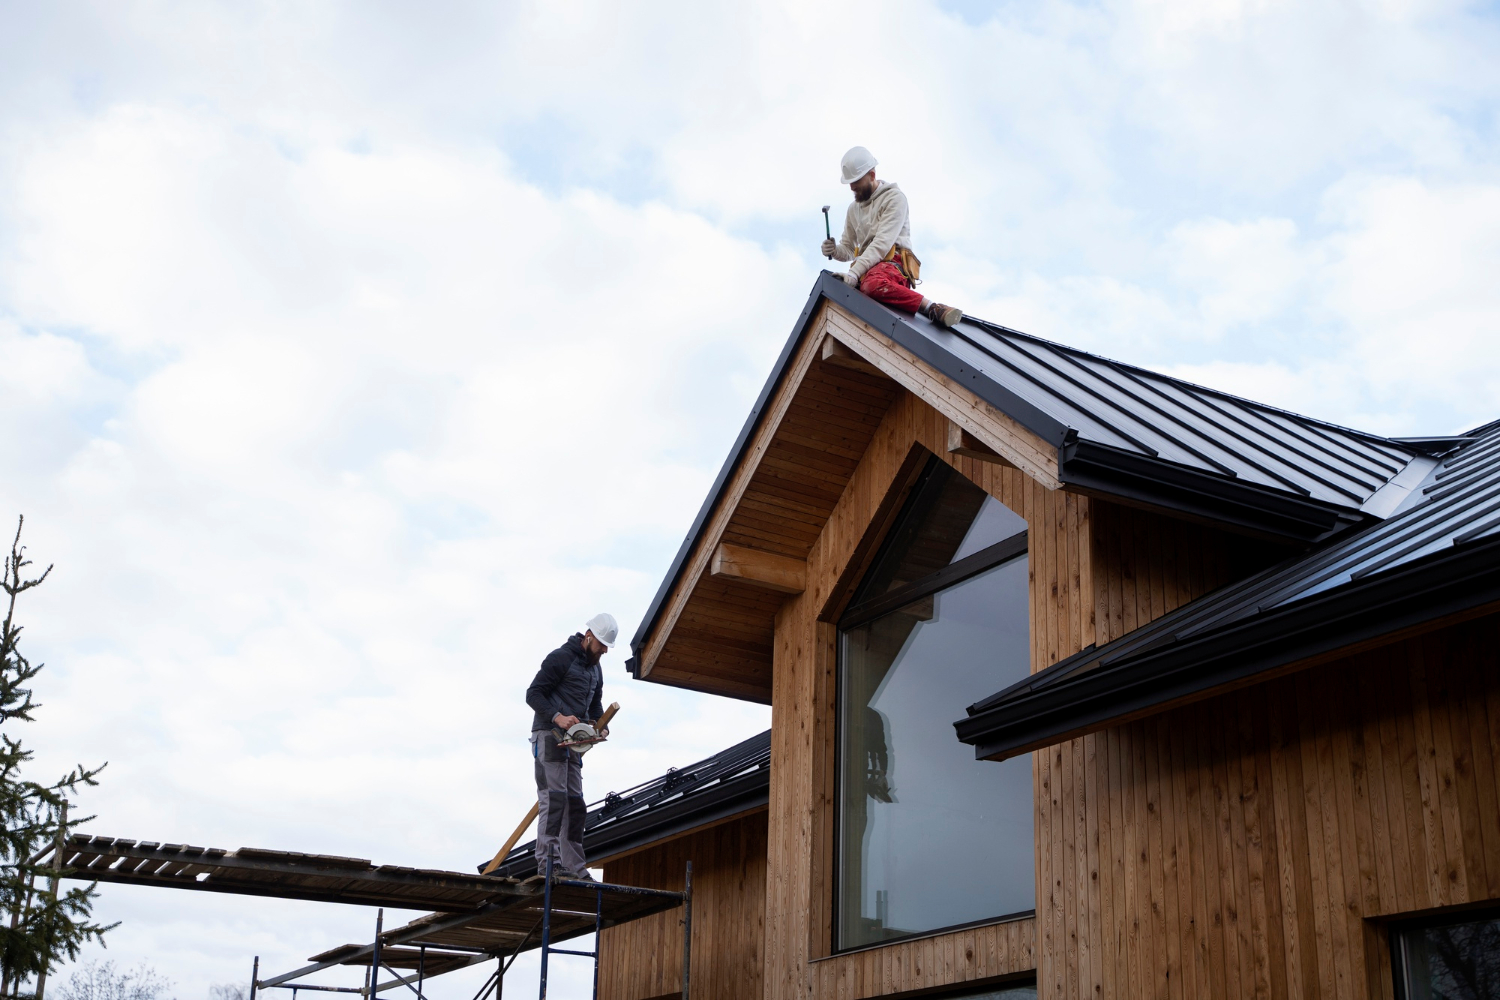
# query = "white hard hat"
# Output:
<box><xmin>840</xmin><ymin>146</ymin><xmax>878</xmax><ymax>185</ymax></box>
<box><xmin>585</xmin><ymin>612</ymin><xmax>619</xmax><ymax>647</ymax></box>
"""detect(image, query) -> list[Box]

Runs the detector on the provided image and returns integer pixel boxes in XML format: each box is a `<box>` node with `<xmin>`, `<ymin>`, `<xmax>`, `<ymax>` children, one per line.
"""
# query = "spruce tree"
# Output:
<box><xmin>0</xmin><ymin>518</ymin><xmax>114</xmax><ymax>997</ymax></box>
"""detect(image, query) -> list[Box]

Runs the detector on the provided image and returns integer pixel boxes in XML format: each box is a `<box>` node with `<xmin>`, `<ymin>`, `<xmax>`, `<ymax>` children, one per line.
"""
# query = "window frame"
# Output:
<box><xmin>1390</xmin><ymin>903</ymin><xmax>1500</xmax><ymax>1000</ymax></box>
<box><xmin>831</xmin><ymin>460</ymin><xmax>1033</xmax><ymax>953</ymax></box>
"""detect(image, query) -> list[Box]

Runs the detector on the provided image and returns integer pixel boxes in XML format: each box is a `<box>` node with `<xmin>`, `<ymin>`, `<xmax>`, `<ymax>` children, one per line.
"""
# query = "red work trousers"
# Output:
<box><xmin>859</xmin><ymin>259</ymin><xmax>924</xmax><ymax>314</ymax></box>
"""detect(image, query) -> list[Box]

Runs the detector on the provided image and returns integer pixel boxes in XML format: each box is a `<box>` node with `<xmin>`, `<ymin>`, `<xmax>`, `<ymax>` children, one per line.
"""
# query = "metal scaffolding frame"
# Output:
<box><xmin>249</xmin><ymin>856</ymin><xmax>693</xmax><ymax>1000</ymax></box>
<box><xmin>42</xmin><ymin>835</ymin><xmax>694</xmax><ymax>1000</ymax></box>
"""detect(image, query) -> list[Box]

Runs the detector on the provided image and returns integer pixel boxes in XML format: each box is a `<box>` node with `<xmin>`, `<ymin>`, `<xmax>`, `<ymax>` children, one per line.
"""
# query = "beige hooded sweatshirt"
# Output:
<box><xmin>830</xmin><ymin>181</ymin><xmax>912</xmax><ymax>281</ymax></box>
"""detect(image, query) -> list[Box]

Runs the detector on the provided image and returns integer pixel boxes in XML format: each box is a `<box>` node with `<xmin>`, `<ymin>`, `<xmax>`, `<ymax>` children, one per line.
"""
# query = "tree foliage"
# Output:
<box><xmin>53</xmin><ymin>963</ymin><xmax>171</xmax><ymax>1000</ymax></box>
<box><xmin>0</xmin><ymin>518</ymin><xmax>114</xmax><ymax>996</ymax></box>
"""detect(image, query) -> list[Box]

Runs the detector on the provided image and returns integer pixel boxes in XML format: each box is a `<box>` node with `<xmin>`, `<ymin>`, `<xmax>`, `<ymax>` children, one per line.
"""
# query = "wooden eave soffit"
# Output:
<box><xmin>639</xmin><ymin>300</ymin><xmax>1061</xmax><ymax>681</ymax></box>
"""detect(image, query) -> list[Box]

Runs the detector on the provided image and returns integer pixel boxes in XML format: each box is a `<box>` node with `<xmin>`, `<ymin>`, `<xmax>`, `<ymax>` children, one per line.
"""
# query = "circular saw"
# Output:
<box><xmin>556</xmin><ymin>722</ymin><xmax>607</xmax><ymax>754</ymax></box>
<box><xmin>553</xmin><ymin>702</ymin><xmax>619</xmax><ymax>755</ymax></box>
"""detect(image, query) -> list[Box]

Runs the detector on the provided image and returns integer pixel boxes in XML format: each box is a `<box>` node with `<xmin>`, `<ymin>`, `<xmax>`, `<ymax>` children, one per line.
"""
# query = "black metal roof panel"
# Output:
<box><xmin>629</xmin><ymin>274</ymin><xmax>1429</xmax><ymax>675</ymax></box>
<box><xmin>486</xmin><ymin>729</ymin><xmax>771</xmax><ymax>878</ymax></box>
<box><xmin>956</xmin><ymin>419</ymin><xmax>1500</xmax><ymax>759</ymax></box>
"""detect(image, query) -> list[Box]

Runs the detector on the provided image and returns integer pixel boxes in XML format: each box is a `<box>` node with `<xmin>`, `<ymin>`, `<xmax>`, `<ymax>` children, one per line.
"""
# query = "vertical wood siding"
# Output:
<box><xmin>598</xmin><ymin>812</ymin><xmax>768</xmax><ymax>1000</ymax></box>
<box><xmin>767</xmin><ymin>390</ymin><xmax>1062</xmax><ymax>1000</ymax></box>
<box><xmin>762</xmin><ymin>381</ymin><xmax>1294</xmax><ymax>999</ymax></box>
<box><xmin>1039</xmin><ymin>500</ymin><xmax>1292</xmax><ymax>998</ymax></box>
<box><xmin>1039</xmin><ymin>614</ymin><xmax>1500</xmax><ymax>1000</ymax></box>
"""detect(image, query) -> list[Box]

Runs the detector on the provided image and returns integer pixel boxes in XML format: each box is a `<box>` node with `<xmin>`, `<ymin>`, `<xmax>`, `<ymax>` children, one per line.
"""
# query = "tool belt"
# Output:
<box><xmin>884</xmin><ymin>244</ymin><xmax>922</xmax><ymax>285</ymax></box>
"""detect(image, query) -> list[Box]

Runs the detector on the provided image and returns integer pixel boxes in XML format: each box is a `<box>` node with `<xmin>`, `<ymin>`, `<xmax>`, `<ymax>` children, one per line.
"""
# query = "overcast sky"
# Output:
<box><xmin>2</xmin><ymin>0</ymin><xmax>1498</xmax><ymax>996</ymax></box>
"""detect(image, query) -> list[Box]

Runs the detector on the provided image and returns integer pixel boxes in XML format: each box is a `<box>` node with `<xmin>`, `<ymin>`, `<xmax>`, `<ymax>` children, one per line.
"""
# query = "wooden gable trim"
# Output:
<box><xmin>638</xmin><ymin>299</ymin><xmax>1067</xmax><ymax>689</ymax></box>
<box><xmin>821</xmin><ymin>304</ymin><xmax>1062</xmax><ymax>490</ymax></box>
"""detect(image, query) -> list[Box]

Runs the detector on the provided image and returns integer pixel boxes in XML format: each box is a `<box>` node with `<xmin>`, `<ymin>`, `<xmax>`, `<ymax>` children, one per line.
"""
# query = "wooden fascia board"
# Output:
<box><xmin>636</xmin><ymin>304</ymin><xmax>834</xmax><ymax>679</ymax></box>
<box><xmin>822</xmin><ymin>304</ymin><xmax>1063</xmax><ymax>490</ymax></box>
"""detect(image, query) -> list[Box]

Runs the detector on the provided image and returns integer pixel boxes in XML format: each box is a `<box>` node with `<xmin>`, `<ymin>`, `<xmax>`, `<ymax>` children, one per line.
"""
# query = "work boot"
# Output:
<box><xmin>924</xmin><ymin>301</ymin><xmax>963</xmax><ymax>329</ymax></box>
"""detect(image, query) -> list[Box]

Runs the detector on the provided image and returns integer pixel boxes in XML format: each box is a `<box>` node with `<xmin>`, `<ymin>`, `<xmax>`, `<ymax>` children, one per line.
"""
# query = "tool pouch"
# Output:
<box><xmin>883</xmin><ymin>245</ymin><xmax>922</xmax><ymax>285</ymax></box>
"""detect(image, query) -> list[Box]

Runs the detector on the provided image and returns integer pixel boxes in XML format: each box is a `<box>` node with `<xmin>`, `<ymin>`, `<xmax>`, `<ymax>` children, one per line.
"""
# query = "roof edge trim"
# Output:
<box><xmin>954</xmin><ymin>534</ymin><xmax>1500</xmax><ymax>761</ymax></box>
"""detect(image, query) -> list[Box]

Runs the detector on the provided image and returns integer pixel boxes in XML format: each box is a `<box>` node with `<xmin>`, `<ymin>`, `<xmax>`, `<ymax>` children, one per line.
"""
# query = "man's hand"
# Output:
<box><xmin>821</xmin><ymin>238</ymin><xmax>837</xmax><ymax>258</ymax></box>
<box><xmin>554</xmin><ymin>713</ymin><xmax>580</xmax><ymax>729</ymax></box>
<box><xmin>842</xmin><ymin>271</ymin><xmax>860</xmax><ymax>287</ymax></box>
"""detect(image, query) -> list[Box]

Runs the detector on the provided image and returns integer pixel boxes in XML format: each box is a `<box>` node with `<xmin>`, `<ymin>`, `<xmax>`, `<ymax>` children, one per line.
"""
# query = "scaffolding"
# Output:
<box><xmin>45</xmin><ymin>835</ymin><xmax>693</xmax><ymax>1000</ymax></box>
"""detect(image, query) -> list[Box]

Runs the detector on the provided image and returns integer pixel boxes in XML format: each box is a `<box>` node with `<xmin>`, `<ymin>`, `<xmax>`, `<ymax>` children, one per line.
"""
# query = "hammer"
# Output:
<box><xmin>821</xmin><ymin>205</ymin><xmax>832</xmax><ymax>256</ymax></box>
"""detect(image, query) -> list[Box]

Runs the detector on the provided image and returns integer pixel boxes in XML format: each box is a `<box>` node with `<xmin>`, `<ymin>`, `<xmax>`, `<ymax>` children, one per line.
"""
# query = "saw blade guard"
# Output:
<box><xmin>558</xmin><ymin>721</ymin><xmax>605</xmax><ymax>754</ymax></box>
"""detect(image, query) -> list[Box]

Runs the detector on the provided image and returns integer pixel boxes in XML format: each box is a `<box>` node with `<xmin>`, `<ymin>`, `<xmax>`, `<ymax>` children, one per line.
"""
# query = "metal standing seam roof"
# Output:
<box><xmin>629</xmin><ymin>274</ymin><xmax>1429</xmax><ymax>675</ymax></box>
<box><xmin>957</xmin><ymin>418</ymin><xmax>1500</xmax><ymax>758</ymax></box>
<box><xmin>487</xmin><ymin>729</ymin><xmax>771</xmax><ymax>879</ymax></box>
<box><xmin>949</xmin><ymin>314</ymin><xmax>1419</xmax><ymax>512</ymax></box>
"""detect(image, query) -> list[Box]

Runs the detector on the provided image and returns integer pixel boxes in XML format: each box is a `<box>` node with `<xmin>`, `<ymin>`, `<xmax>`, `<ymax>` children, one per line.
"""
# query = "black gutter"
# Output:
<box><xmin>1059</xmin><ymin>440</ymin><xmax>1363</xmax><ymax>542</ymax></box>
<box><xmin>954</xmin><ymin>534</ymin><xmax>1500</xmax><ymax>761</ymax></box>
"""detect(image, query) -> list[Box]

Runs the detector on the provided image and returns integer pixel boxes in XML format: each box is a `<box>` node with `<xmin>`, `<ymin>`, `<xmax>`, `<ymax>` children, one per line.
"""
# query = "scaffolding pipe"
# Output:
<box><xmin>369</xmin><ymin>910</ymin><xmax>385</xmax><ymax>998</ymax></box>
<box><xmin>681</xmin><ymin>860</ymin><xmax>692</xmax><ymax>1000</ymax></box>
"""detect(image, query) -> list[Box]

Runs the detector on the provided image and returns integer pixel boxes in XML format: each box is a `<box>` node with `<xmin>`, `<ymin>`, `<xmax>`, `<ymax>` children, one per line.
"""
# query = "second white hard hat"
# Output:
<box><xmin>840</xmin><ymin>146</ymin><xmax>878</xmax><ymax>185</ymax></box>
<box><xmin>585</xmin><ymin>612</ymin><xmax>619</xmax><ymax>647</ymax></box>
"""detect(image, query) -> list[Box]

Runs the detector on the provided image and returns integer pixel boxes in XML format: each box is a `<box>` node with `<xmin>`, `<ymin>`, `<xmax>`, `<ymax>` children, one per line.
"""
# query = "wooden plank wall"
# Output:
<box><xmin>598</xmin><ymin>811</ymin><xmax>768</xmax><ymax>1000</ymax></box>
<box><xmin>1034</xmin><ymin>500</ymin><xmax>1295</xmax><ymax>996</ymax></box>
<box><xmin>1088</xmin><ymin>500</ymin><xmax>1294</xmax><ymax>648</ymax></box>
<box><xmin>761</xmin><ymin>382</ymin><xmax>1295</xmax><ymax>999</ymax></box>
<box><xmin>1040</xmin><ymin>613</ymin><xmax>1500</xmax><ymax>1000</ymax></box>
<box><xmin>767</xmin><ymin>389</ymin><xmax>1072</xmax><ymax>1000</ymax></box>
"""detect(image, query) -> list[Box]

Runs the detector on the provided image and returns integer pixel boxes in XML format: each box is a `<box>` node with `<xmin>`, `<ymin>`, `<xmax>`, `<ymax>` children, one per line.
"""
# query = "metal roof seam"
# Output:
<box><xmin>1185</xmin><ymin>389</ymin><xmax>1393</xmax><ymax>497</ymax></box>
<box><xmin>958</xmin><ymin>315</ymin><xmax>1419</xmax><ymax>450</ymax></box>
<box><xmin>1104</xmin><ymin>362</ymin><xmax>1349</xmax><ymax>495</ymax></box>
<box><xmin>1349</xmin><ymin>492</ymin><xmax>1500</xmax><ymax>580</ymax></box>
<box><xmin>989</xmin><ymin>337</ymin><xmax>1172</xmax><ymax>458</ymax></box>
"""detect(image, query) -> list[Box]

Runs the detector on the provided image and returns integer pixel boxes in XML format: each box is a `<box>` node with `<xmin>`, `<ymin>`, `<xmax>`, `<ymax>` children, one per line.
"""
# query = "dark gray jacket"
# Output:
<box><xmin>526</xmin><ymin>633</ymin><xmax>604</xmax><ymax>732</ymax></box>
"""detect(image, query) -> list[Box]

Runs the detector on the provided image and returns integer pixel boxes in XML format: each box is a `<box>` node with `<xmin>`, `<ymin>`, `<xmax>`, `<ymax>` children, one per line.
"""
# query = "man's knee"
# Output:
<box><xmin>543</xmin><ymin>790</ymin><xmax>568</xmax><ymax>834</ymax></box>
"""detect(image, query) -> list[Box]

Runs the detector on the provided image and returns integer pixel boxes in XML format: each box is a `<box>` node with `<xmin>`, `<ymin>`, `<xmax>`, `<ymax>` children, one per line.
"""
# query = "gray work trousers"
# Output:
<box><xmin>532</xmin><ymin>730</ymin><xmax>587</xmax><ymax>874</ymax></box>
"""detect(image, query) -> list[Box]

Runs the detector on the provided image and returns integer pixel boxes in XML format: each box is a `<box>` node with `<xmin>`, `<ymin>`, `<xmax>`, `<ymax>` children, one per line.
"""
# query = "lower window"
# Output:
<box><xmin>1392</xmin><ymin>907</ymin><xmax>1500</xmax><ymax>1000</ymax></box>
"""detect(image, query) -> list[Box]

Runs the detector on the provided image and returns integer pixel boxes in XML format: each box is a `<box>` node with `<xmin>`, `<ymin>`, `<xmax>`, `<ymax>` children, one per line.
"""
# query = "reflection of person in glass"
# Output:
<box><xmin>864</xmin><ymin>706</ymin><xmax>894</xmax><ymax>803</ymax></box>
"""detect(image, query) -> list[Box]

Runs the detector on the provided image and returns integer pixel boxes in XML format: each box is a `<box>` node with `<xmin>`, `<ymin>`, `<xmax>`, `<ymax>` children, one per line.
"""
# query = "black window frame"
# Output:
<box><xmin>1390</xmin><ymin>903</ymin><xmax>1500</xmax><ymax>1000</ymax></box>
<box><xmin>832</xmin><ymin>458</ymin><xmax>1033</xmax><ymax>953</ymax></box>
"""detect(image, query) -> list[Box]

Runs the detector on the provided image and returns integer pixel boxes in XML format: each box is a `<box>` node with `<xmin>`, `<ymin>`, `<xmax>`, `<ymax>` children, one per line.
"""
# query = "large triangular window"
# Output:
<box><xmin>837</xmin><ymin>457</ymin><xmax>1034</xmax><ymax>950</ymax></box>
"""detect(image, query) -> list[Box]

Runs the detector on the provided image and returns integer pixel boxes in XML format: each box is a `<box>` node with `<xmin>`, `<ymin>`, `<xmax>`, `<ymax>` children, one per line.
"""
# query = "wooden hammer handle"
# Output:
<box><xmin>479</xmin><ymin>702</ymin><xmax>622</xmax><ymax>876</ymax></box>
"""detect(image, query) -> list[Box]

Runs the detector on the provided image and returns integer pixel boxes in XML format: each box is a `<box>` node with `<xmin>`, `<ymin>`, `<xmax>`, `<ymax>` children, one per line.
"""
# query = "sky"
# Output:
<box><xmin>1</xmin><ymin>0</ymin><xmax>1498</xmax><ymax>996</ymax></box>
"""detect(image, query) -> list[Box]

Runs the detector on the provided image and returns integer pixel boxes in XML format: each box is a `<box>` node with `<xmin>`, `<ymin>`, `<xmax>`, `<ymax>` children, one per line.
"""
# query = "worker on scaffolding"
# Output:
<box><xmin>822</xmin><ymin>146</ymin><xmax>964</xmax><ymax>329</ymax></box>
<box><xmin>524</xmin><ymin>613</ymin><xmax>617</xmax><ymax>880</ymax></box>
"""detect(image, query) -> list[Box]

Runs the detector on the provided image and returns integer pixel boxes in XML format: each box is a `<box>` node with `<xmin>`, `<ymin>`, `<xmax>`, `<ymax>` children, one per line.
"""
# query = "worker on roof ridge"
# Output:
<box><xmin>822</xmin><ymin>146</ymin><xmax>964</xmax><ymax>329</ymax></box>
<box><xmin>524</xmin><ymin>612</ymin><xmax>617</xmax><ymax>880</ymax></box>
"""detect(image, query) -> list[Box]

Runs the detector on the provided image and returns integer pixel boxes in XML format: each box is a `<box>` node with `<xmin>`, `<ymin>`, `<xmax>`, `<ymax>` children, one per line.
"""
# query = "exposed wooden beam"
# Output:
<box><xmin>711</xmin><ymin>543</ymin><xmax>807</xmax><ymax>595</ymax></box>
<box><xmin>947</xmin><ymin>420</ymin><xmax>1018</xmax><ymax>469</ymax></box>
<box><xmin>823</xmin><ymin>304</ymin><xmax>1063</xmax><ymax>489</ymax></box>
<box><xmin>820</xmin><ymin>334</ymin><xmax>886</xmax><ymax>378</ymax></box>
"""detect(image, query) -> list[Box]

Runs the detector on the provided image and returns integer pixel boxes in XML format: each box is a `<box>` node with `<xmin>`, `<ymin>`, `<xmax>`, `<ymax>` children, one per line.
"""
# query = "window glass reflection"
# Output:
<box><xmin>854</xmin><ymin>464</ymin><xmax>1025</xmax><ymax>605</ymax></box>
<box><xmin>838</xmin><ymin>555</ymin><xmax>1033</xmax><ymax>949</ymax></box>
<box><xmin>1396</xmin><ymin>911</ymin><xmax>1500</xmax><ymax>1000</ymax></box>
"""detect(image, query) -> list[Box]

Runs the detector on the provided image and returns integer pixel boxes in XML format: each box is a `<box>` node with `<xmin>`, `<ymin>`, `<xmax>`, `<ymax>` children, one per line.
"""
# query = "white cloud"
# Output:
<box><xmin>0</xmin><ymin>0</ymin><xmax>1498</xmax><ymax>995</ymax></box>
